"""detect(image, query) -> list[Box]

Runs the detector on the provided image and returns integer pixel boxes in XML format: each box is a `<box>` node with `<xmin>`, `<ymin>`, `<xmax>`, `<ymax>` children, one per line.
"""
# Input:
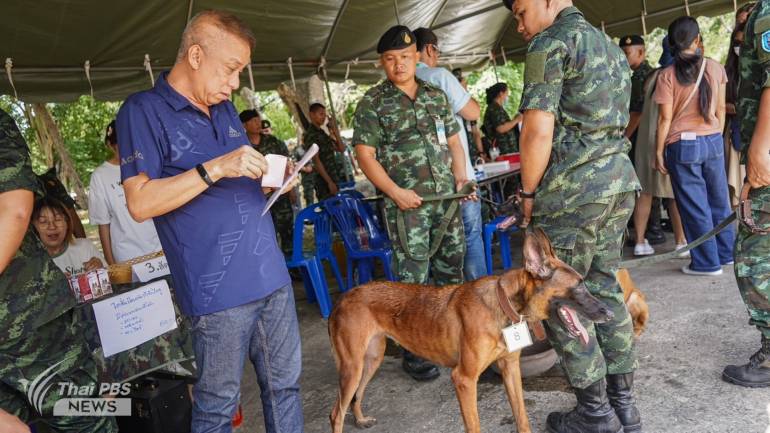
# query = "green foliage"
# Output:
<box><xmin>50</xmin><ymin>96</ymin><xmax>121</xmax><ymax>184</ymax></box>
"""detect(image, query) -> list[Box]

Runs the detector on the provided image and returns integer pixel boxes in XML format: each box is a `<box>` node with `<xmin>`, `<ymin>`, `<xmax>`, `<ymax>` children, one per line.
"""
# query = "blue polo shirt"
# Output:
<box><xmin>116</xmin><ymin>72</ymin><xmax>291</xmax><ymax>317</ymax></box>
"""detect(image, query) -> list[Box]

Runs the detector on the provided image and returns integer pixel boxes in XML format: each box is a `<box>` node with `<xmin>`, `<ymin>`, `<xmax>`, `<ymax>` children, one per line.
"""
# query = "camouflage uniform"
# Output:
<box><xmin>255</xmin><ymin>133</ymin><xmax>295</xmax><ymax>257</ymax></box>
<box><xmin>353</xmin><ymin>78</ymin><xmax>465</xmax><ymax>285</ymax></box>
<box><xmin>629</xmin><ymin>61</ymin><xmax>654</xmax><ymax>115</ymax></box>
<box><xmin>304</xmin><ymin>124</ymin><xmax>345</xmax><ymax>200</ymax></box>
<box><xmin>0</xmin><ymin>109</ymin><xmax>116</xmax><ymax>432</ymax></box>
<box><xmin>295</xmin><ymin>146</ymin><xmax>317</xmax><ymax>207</ymax></box>
<box><xmin>521</xmin><ymin>6</ymin><xmax>641</xmax><ymax>389</ymax></box>
<box><xmin>735</xmin><ymin>0</ymin><xmax>770</xmax><ymax>341</ymax></box>
<box><xmin>483</xmin><ymin>101</ymin><xmax>518</xmax><ymax>154</ymax></box>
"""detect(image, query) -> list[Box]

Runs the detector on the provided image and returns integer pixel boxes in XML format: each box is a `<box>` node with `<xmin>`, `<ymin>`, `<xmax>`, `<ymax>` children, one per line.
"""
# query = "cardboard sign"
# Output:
<box><xmin>92</xmin><ymin>280</ymin><xmax>178</xmax><ymax>357</ymax></box>
<box><xmin>132</xmin><ymin>255</ymin><xmax>170</xmax><ymax>283</ymax></box>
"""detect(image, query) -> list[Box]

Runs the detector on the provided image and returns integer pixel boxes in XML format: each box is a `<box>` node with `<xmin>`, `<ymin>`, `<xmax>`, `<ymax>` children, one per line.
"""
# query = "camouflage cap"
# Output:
<box><xmin>619</xmin><ymin>35</ymin><xmax>645</xmax><ymax>48</ymax></box>
<box><xmin>377</xmin><ymin>25</ymin><xmax>416</xmax><ymax>54</ymax></box>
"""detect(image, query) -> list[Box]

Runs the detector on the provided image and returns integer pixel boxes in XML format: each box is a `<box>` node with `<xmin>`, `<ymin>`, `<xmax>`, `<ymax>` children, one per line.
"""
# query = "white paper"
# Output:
<box><xmin>502</xmin><ymin>321</ymin><xmax>533</xmax><ymax>353</ymax></box>
<box><xmin>262</xmin><ymin>154</ymin><xmax>288</xmax><ymax>188</ymax></box>
<box><xmin>262</xmin><ymin>143</ymin><xmax>318</xmax><ymax>215</ymax></box>
<box><xmin>132</xmin><ymin>255</ymin><xmax>170</xmax><ymax>283</ymax></box>
<box><xmin>92</xmin><ymin>280</ymin><xmax>178</xmax><ymax>357</ymax></box>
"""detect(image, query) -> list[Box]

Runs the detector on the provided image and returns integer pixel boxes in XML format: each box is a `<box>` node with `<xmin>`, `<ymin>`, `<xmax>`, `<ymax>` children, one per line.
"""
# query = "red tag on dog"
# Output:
<box><xmin>502</xmin><ymin>322</ymin><xmax>533</xmax><ymax>352</ymax></box>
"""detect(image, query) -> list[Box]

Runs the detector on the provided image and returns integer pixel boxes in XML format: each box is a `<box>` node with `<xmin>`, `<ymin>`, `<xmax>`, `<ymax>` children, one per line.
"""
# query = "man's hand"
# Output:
<box><xmin>655</xmin><ymin>151</ymin><xmax>668</xmax><ymax>176</ymax></box>
<box><xmin>0</xmin><ymin>409</ymin><xmax>29</xmax><ymax>433</ymax></box>
<box><xmin>84</xmin><ymin>257</ymin><xmax>104</xmax><ymax>272</ymax></box>
<box><xmin>747</xmin><ymin>149</ymin><xmax>770</xmax><ymax>188</ymax></box>
<box><xmin>205</xmin><ymin>146</ymin><xmax>268</xmax><ymax>181</ymax></box>
<box><xmin>391</xmin><ymin>187</ymin><xmax>423</xmax><ymax>210</ymax></box>
<box><xmin>456</xmin><ymin>179</ymin><xmax>478</xmax><ymax>202</ymax></box>
<box><xmin>327</xmin><ymin>181</ymin><xmax>339</xmax><ymax>196</ymax></box>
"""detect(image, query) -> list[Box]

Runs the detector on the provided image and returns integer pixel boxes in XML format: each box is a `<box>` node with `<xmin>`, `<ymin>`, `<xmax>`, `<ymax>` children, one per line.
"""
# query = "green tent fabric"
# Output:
<box><xmin>0</xmin><ymin>0</ymin><xmax>743</xmax><ymax>102</ymax></box>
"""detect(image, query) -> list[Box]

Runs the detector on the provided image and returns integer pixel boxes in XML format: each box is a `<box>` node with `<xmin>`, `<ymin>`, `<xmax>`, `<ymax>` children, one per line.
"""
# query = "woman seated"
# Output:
<box><xmin>31</xmin><ymin>196</ymin><xmax>105</xmax><ymax>276</ymax></box>
<box><xmin>483</xmin><ymin>82</ymin><xmax>521</xmax><ymax>156</ymax></box>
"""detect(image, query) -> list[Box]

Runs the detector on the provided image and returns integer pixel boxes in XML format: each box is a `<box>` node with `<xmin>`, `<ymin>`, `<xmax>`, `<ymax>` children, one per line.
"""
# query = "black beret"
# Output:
<box><xmin>239</xmin><ymin>109</ymin><xmax>260</xmax><ymax>123</ymax></box>
<box><xmin>502</xmin><ymin>0</ymin><xmax>513</xmax><ymax>11</ymax></box>
<box><xmin>377</xmin><ymin>25</ymin><xmax>416</xmax><ymax>54</ymax></box>
<box><xmin>619</xmin><ymin>35</ymin><xmax>645</xmax><ymax>48</ymax></box>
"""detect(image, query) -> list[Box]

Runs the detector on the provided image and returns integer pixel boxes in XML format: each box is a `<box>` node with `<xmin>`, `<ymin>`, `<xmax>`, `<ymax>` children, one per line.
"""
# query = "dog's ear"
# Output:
<box><xmin>523</xmin><ymin>227</ymin><xmax>556</xmax><ymax>279</ymax></box>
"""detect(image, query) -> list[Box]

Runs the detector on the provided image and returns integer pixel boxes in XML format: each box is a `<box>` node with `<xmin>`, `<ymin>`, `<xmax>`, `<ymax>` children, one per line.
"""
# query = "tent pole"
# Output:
<box><xmin>429</xmin><ymin>0</ymin><xmax>451</xmax><ymax>28</ymax></box>
<box><xmin>318</xmin><ymin>58</ymin><xmax>342</xmax><ymax>144</ymax></box>
<box><xmin>186</xmin><ymin>0</ymin><xmax>195</xmax><ymax>22</ymax></box>
<box><xmin>84</xmin><ymin>60</ymin><xmax>93</xmax><ymax>98</ymax></box>
<box><xmin>143</xmin><ymin>54</ymin><xmax>155</xmax><ymax>86</ymax></box>
<box><xmin>393</xmin><ymin>0</ymin><xmax>400</xmax><ymax>24</ymax></box>
<box><xmin>321</xmin><ymin>0</ymin><xmax>351</xmax><ymax>60</ymax></box>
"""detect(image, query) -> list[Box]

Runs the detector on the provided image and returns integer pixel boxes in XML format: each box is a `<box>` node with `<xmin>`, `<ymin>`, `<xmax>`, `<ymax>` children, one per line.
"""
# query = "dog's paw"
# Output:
<box><xmin>355</xmin><ymin>416</ymin><xmax>377</xmax><ymax>428</ymax></box>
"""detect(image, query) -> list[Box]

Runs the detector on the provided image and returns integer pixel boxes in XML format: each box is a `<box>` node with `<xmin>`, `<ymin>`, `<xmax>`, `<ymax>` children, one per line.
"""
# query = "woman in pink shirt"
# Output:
<box><xmin>654</xmin><ymin>16</ymin><xmax>735</xmax><ymax>276</ymax></box>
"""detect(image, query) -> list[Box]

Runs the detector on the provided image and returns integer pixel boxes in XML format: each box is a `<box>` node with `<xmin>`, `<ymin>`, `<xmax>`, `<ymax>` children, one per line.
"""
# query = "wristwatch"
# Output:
<box><xmin>196</xmin><ymin>163</ymin><xmax>214</xmax><ymax>187</ymax></box>
<box><xmin>519</xmin><ymin>188</ymin><xmax>536</xmax><ymax>199</ymax></box>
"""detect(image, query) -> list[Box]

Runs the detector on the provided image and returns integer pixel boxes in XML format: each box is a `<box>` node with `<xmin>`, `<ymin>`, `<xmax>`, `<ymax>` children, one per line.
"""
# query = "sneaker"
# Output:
<box><xmin>675</xmin><ymin>243</ymin><xmax>690</xmax><ymax>258</ymax></box>
<box><xmin>681</xmin><ymin>265</ymin><xmax>723</xmax><ymax>276</ymax></box>
<box><xmin>723</xmin><ymin>260</ymin><xmax>735</xmax><ymax>265</ymax></box>
<box><xmin>633</xmin><ymin>240</ymin><xmax>655</xmax><ymax>256</ymax></box>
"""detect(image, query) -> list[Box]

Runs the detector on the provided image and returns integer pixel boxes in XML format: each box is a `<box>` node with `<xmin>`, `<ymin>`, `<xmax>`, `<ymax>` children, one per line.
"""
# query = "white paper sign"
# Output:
<box><xmin>502</xmin><ymin>321</ymin><xmax>533</xmax><ymax>353</ymax></box>
<box><xmin>92</xmin><ymin>280</ymin><xmax>178</xmax><ymax>357</ymax></box>
<box><xmin>262</xmin><ymin>143</ymin><xmax>318</xmax><ymax>215</ymax></box>
<box><xmin>132</xmin><ymin>255</ymin><xmax>170</xmax><ymax>283</ymax></box>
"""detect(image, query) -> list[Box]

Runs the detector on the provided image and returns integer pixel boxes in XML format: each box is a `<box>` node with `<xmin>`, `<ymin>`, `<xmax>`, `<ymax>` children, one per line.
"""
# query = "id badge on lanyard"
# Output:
<box><xmin>433</xmin><ymin>115</ymin><xmax>448</xmax><ymax>146</ymax></box>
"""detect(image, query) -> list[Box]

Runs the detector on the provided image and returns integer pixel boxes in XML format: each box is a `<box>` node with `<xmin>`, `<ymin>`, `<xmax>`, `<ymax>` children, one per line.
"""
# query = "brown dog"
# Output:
<box><xmin>617</xmin><ymin>268</ymin><xmax>649</xmax><ymax>338</ymax></box>
<box><xmin>328</xmin><ymin>228</ymin><xmax>615</xmax><ymax>433</ymax></box>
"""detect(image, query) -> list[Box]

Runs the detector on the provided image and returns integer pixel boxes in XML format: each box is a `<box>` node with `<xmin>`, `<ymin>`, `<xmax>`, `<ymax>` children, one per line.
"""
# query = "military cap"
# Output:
<box><xmin>376</xmin><ymin>25</ymin><xmax>416</xmax><ymax>54</ymax></box>
<box><xmin>502</xmin><ymin>0</ymin><xmax>514</xmax><ymax>11</ymax></box>
<box><xmin>619</xmin><ymin>35</ymin><xmax>645</xmax><ymax>48</ymax></box>
<box><xmin>239</xmin><ymin>109</ymin><xmax>260</xmax><ymax>123</ymax></box>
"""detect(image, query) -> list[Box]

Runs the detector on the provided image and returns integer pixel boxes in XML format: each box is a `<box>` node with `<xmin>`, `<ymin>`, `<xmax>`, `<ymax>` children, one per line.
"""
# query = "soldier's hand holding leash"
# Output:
<box><xmin>456</xmin><ymin>178</ymin><xmax>479</xmax><ymax>202</ymax></box>
<box><xmin>392</xmin><ymin>187</ymin><xmax>423</xmax><ymax>210</ymax></box>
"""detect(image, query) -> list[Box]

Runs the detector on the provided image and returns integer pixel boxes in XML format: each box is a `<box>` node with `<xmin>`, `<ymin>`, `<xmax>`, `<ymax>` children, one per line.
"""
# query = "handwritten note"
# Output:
<box><xmin>262</xmin><ymin>143</ymin><xmax>318</xmax><ymax>215</ymax></box>
<box><xmin>132</xmin><ymin>255</ymin><xmax>170</xmax><ymax>282</ymax></box>
<box><xmin>92</xmin><ymin>280</ymin><xmax>178</xmax><ymax>357</ymax></box>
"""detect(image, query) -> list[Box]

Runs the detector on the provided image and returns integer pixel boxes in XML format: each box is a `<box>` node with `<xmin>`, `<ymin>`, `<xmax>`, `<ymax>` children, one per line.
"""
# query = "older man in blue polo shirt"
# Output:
<box><xmin>117</xmin><ymin>10</ymin><xmax>302</xmax><ymax>433</ymax></box>
<box><xmin>413</xmin><ymin>27</ymin><xmax>486</xmax><ymax>281</ymax></box>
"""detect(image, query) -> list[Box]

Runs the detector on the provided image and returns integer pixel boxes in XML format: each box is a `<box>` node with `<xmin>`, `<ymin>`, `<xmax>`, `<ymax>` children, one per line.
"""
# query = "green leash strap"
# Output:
<box><xmin>618</xmin><ymin>211</ymin><xmax>737</xmax><ymax>269</ymax></box>
<box><xmin>396</xmin><ymin>182</ymin><xmax>477</xmax><ymax>262</ymax></box>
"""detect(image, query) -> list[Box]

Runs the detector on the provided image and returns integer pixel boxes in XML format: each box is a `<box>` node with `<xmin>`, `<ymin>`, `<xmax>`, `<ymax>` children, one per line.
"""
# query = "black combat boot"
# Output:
<box><xmin>606</xmin><ymin>373</ymin><xmax>642</xmax><ymax>433</ymax></box>
<box><xmin>402</xmin><ymin>350</ymin><xmax>440</xmax><ymax>381</ymax></box>
<box><xmin>546</xmin><ymin>378</ymin><xmax>624</xmax><ymax>433</ymax></box>
<box><xmin>645</xmin><ymin>198</ymin><xmax>666</xmax><ymax>245</ymax></box>
<box><xmin>722</xmin><ymin>336</ymin><xmax>770</xmax><ymax>388</ymax></box>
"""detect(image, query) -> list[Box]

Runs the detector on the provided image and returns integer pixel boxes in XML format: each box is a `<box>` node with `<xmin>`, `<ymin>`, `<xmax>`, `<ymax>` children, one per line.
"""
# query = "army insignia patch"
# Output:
<box><xmin>762</xmin><ymin>30</ymin><xmax>770</xmax><ymax>53</ymax></box>
<box><xmin>404</xmin><ymin>33</ymin><xmax>411</xmax><ymax>44</ymax></box>
<box><xmin>625</xmin><ymin>37</ymin><xmax>632</xmax><ymax>45</ymax></box>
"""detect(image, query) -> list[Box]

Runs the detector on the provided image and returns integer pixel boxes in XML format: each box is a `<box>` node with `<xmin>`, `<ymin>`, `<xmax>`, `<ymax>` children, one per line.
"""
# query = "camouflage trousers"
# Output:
<box><xmin>301</xmin><ymin>173</ymin><xmax>316</xmax><ymax>207</ymax></box>
<box><xmin>534</xmin><ymin>191</ymin><xmax>637</xmax><ymax>389</ymax></box>
<box><xmin>385</xmin><ymin>199</ymin><xmax>465</xmax><ymax>286</ymax></box>
<box><xmin>734</xmin><ymin>185</ymin><xmax>770</xmax><ymax>339</ymax></box>
<box><xmin>271</xmin><ymin>196</ymin><xmax>295</xmax><ymax>257</ymax></box>
<box><xmin>0</xmin><ymin>310</ymin><xmax>117</xmax><ymax>432</ymax></box>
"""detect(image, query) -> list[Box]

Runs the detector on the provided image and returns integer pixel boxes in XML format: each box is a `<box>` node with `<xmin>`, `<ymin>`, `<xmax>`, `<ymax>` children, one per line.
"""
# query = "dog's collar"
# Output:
<box><xmin>496</xmin><ymin>282</ymin><xmax>547</xmax><ymax>341</ymax></box>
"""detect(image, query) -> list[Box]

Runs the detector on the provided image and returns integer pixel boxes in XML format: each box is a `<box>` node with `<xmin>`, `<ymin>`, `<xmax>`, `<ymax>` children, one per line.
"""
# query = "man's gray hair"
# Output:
<box><xmin>176</xmin><ymin>10</ymin><xmax>256</xmax><ymax>62</ymax></box>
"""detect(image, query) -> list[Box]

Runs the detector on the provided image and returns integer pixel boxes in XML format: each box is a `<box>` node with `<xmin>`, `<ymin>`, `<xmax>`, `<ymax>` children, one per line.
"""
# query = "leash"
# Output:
<box><xmin>619</xmin><ymin>184</ymin><xmax>766</xmax><ymax>268</ymax></box>
<box><xmin>396</xmin><ymin>181</ymin><xmax>477</xmax><ymax>261</ymax></box>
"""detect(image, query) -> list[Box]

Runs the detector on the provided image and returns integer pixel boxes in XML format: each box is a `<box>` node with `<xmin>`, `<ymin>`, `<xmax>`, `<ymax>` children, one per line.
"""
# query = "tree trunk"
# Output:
<box><xmin>30</xmin><ymin>103</ymin><xmax>88</xmax><ymax>210</ymax></box>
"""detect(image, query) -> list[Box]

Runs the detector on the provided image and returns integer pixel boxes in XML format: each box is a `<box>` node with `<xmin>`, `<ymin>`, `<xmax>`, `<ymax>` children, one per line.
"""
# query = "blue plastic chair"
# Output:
<box><xmin>483</xmin><ymin>216</ymin><xmax>519</xmax><ymax>275</ymax></box>
<box><xmin>286</xmin><ymin>204</ymin><xmax>333</xmax><ymax>318</ymax></box>
<box><xmin>338</xmin><ymin>180</ymin><xmax>357</xmax><ymax>191</ymax></box>
<box><xmin>322</xmin><ymin>195</ymin><xmax>396</xmax><ymax>290</ymax></box>
<box><xmin>338</xmin><ymin>189</ymin><xmax>387</xmax><ymax>238</ymax></box>
<box><xmin>308</xmin><ymin>205</ymin><xmax>346</xmax><ymax>292</ymax></box>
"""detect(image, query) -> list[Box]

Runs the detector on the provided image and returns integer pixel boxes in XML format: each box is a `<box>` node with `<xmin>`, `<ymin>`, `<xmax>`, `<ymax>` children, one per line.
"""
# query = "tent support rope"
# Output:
<box><xmin>5</xmin><ymin>58</ymin><xmax>18</xmax><ymax>99</ymax></box>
